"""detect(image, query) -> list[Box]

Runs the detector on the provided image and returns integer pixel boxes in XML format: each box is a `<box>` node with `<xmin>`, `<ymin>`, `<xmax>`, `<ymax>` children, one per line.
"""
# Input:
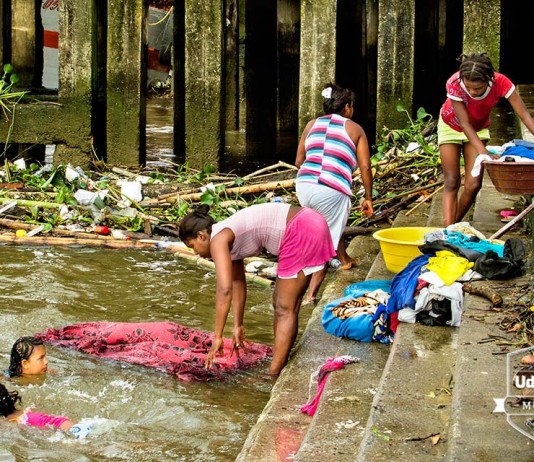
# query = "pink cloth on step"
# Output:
<box><xmin>300</xmin><ymin>355</ymin><xmax>359</xmax><ymax>416</ymax></box>
<box><xmin>35</xmin><ymin>321</ymin><xmax>272</xmax><ymax>382</ymax></box>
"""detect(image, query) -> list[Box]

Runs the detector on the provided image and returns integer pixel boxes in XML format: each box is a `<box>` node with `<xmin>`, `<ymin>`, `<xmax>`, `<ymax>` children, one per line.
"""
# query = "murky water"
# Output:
<box><xmin>146</xmin><ymin>98</ymin><xmax>175</xmax><ymax>168</ymax></box>
<box><xmin>0</xmin><ymin>245</ymin><xmax>279</xmax><ymax>461</ymax></box>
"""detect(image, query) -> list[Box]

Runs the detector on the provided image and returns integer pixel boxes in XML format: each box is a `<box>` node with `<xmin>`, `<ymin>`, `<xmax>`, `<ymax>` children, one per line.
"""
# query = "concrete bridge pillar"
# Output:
<box><xmin>375</xmin><ymin>0</ymin><xmax>415</xmax><ymax>133</ymax></box>
<box><xmin>183</xmin><ymin>0</ymin><xmax>224</xmax><ymax>169</ymax></box>
<box><xmin>106</xmin><ymin>0</ymin><xmax>147</xmax><ymax>166</ymax></box>
<box><xmin>463</xmin><ymin>0</ymin><xmax>501</xmax><ymax>68</ymax></box>
<box><xmin>298</xmin><ymin>0</ymin><xmax>337</xmax><ymax>135</ymax></box>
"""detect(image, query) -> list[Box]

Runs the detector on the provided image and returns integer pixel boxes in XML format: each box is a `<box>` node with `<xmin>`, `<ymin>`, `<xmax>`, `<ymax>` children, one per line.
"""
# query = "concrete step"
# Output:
<box><xmin>236</xmin><ymin>232</ymin><xmax>385</xmax><ymax>461</ymax></box>
<box><xmin>295</xmin><ymin>200</ymin><xmax>437</xmax><ymax>461</ymax></box>
<box><xmin>356</xmin><ymin>176</ymin><xmax>533</xmax><ymax>461</ymax></box>
<box><xmin>352</xmin><ymin>184</ymin><xmax>458</xmax><ymax>461</ymax></box>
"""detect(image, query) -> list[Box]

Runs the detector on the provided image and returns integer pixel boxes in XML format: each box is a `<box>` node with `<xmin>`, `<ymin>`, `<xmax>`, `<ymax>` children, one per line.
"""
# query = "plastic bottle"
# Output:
<box><xmin>329</xmin><ymin>258</ymin><xmax>342</xmax><ymax>270</ymax></box>
<box><xmin>93</xmin><ymin>225</ymin><xmax>110</xmax><ymax>235</ymax></box>
<box><xmin>111</xmin><ymin>229</ymin><xmax>131</xmax><ymax>240</ymax></box>
<box><xmin>155</xmin><ymin>238</ymin><xmax>171</xmax><ymax>249</ymax></box>
<box><xmin>27</xmin><ymin>225</ymin><xmax>45</xmax><ymax>237</ymax></box>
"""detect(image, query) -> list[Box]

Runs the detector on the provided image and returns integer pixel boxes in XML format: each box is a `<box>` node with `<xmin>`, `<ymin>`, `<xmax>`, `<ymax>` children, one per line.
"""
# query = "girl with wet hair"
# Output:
<box><xmin>179</xmin><ymin>202</ymin><xmax>336</xmax><ymax>378</ymax></box>
<box><xmin>0</xmin><ymin>383</ymin><xmax>92</xmax><ymax>438</ymax></box>
<box><xmin>8</xmin><ymin>336</ymin><xmax>49</xmax><ymax>377</ymax></box>
<box><xmin>295</xmin><ymin>81</ymin><xmax>373</xmax><ymax>304</ymax></box>
<box><xmin>438</xmin><ymin>52</ymin><xmax>534</xmax><ymax>226</ymax></box>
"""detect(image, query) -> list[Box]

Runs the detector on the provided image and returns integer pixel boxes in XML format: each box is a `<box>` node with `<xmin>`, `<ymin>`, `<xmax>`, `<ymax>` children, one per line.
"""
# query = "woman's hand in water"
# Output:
<box><xmin>231</xmin><ymin>325</ymin><xmax>250</xmax><ymax>357</ymax></box>
<box><xmin>205</xmin><ymin>336</ymin><xmax>224</xmax><ymax>369</ymax></box>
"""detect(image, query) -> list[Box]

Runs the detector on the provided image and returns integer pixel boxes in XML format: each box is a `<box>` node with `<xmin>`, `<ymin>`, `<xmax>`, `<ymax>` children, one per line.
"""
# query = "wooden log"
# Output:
<box><xmin>342</xmin><ymin>226</ymin><xmax>375</xmax><ymax>237</ymax></box>
<box><xmin>462</xmin><ymin>282</ymin><xmax>503</xmax><ymax>307</ymax></box>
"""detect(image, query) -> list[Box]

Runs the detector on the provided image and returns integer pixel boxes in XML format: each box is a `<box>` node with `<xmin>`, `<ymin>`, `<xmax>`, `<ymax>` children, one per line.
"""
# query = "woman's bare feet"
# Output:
<box><xmin>340</xmin><ymin>258</ymin><xmax>355</xmax><ymax>270</ymax></box>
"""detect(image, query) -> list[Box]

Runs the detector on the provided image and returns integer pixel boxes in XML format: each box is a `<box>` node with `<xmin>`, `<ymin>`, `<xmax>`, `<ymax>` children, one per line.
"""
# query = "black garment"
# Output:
<box><xmin>474</xmin><ymin>238</ymin><xmax>527</xmax><ymax>280</ymax></box>
<box><xmin>416</xmin><ymin>298</ymin><xmax>452</xmax><ymax>326</ymax></box>
<box><xmin>419</xmin><ymin>240</ymin><xmax>483</xmax><ymax>262</ymax></box>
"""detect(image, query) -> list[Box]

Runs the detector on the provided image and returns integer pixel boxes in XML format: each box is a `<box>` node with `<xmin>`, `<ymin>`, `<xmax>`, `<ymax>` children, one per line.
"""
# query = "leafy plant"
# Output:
<box><xmin>373</xmin><ymin>105</ymin><xmax>437</xmax><ymax>163</ymax></box>
<box><xmin>0</xmin><ymin>64</ymin><xmax>26</xmax><ymax>120</ymax></box>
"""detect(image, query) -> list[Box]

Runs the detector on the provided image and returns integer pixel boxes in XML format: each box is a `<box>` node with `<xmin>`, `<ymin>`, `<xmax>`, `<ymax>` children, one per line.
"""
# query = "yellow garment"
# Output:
<box><xmin>426</xmin><ymin>250</ymin><xmax>474</xmax><ymax>285</ymax></box>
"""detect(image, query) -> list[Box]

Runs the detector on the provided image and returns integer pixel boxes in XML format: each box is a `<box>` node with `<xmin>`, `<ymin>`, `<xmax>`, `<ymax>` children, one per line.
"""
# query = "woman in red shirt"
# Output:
<box><xmin>438</xmin><ymin>52</ymin><xmax>534</xmax><ymax>226</ymax></box>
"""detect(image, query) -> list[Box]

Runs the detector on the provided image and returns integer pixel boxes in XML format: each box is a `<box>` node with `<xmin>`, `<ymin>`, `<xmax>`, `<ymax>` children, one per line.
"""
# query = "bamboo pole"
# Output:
<box><xmin>405</xmin><ymin>184</ymin><xmax>444</xmax><ymax>216</ymax></box>
<box><xmin>243</xmin><ymin>161</ymin><xmax>293</xmax><ymax>180</ymax></box>
<box><xmin>0</xmin><ymin>197</ymin><xmax>63</xmax><ymax>209</ymax></box>
<box><xmin>164</xmin><ymin>178</ymin><xmax>296</xmax><ymax>204</ymax></box>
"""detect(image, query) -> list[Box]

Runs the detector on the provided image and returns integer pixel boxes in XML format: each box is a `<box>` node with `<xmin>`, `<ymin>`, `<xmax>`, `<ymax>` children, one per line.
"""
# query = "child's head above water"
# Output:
<box><xmin>8</xmin><ymin>336</ymin><xmax>49</xmax><ymax>377</ymax></box>
<box><xmin>0</xmin><ymin>382</ymin><xmax>21</xmax><ymax>417</ymax></box>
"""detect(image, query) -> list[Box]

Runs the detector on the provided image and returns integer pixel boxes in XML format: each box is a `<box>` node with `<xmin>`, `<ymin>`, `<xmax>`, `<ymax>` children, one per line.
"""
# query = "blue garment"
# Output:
<box><xmin>322</xmin><ymin>296</ymin><xmax>374</xmax><ymax>342</ymax></box>
<box><xmin>372</xmin><ymin>305</ymin><xmax>394</xmax><ymax>344</ymax></box>
<box><xmin>323</xmin><ymin>279</ymin><xmax>393</xmax><ymax>343</ymax></box>
<box><xmin>445</xmin><ymin>231</ymin><xmax>504</xmax><ymax>258</ymax></box>
<box><xmin>513</xmin><ymin>139</ymin><xmax>534</xmax><ymax>150</ymax></box>
<box><xmin>386</xmin><ymin>254</ymin><xmax>430</xmax><ymax>314</ymax></box>
<box><xmin>343</xmin><ymin>279</ymin><xmax>392</xmax><ymax>298</ymax></box>
<box><xmin>502</xmin><ymin>145</ymin><xmax>534</xmax><ymax>160</ymax></box>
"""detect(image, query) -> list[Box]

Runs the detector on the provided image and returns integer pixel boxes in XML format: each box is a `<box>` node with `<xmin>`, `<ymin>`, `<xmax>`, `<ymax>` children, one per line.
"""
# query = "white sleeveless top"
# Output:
<box><xmin>211</xmin><ymin>203</ymin><xmax>290</xmax><ymax>260</ymax></box>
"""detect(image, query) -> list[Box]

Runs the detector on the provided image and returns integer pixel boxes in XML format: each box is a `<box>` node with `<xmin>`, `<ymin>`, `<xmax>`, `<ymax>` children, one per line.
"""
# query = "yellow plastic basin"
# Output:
<box><xmin>372</xmin><ymin>227</ymin><xmax>441</xmax><ymax>274</ymax></box>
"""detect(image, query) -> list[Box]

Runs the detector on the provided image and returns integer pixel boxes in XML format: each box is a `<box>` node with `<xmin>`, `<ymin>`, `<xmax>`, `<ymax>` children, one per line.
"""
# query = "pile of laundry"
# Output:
<box><xmin>322</xmin><ymin>222</ymin><xmax>527</xmax><ymax>344</ymax></box>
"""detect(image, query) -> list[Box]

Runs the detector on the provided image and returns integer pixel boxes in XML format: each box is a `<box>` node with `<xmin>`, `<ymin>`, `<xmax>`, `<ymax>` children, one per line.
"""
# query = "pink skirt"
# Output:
<box><xmin>277</xmin><ymin>208</ymin><xmax>336</xmax><ymax>278</ymax></box>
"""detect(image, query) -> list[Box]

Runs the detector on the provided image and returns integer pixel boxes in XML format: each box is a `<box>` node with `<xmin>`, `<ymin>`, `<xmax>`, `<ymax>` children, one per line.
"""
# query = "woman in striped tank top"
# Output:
<box><xmin>295</xmin><ymin>82</ymin><xmax>374</xmax><ymax>304</ymax></box>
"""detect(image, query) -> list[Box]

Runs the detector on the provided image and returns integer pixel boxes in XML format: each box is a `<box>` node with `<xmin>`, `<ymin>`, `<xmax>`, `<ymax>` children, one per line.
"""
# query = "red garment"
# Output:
<box><xmin>35</xmin><ymin>322</ymin><xmax>272</xmax><ymax>382</ymax></box>
<box><xmin>440</xmin><ymin>71</ymin><xmax>514</xmax><ymax>132</ymax></box>
<box><xmin>389</xmin><ymin>311</ymin><xmax>399</xmax><ymax>334</ymax></box>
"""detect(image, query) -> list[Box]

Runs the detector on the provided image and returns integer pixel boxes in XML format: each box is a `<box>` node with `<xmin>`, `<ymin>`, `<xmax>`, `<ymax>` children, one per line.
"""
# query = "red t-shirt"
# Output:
<box><xmin>440</xmin><ymin>71</ymin><xmax>515</xmax><ymax>132</ymax></box>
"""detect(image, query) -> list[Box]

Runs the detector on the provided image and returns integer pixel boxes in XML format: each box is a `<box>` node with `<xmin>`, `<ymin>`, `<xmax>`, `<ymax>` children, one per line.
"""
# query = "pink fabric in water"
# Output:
<box><xmin>20</xmin><ymin>411</ymin><xmax>69</xmax><ymax>428</ymax></box>
<box><xmin>35</xmin><ymin>322</ymin><xmax>272</xmax><ymax>382</ymax></box>
<box><xmin>277</xmin><ymin>208</ymin><xmax>336</xmax><ymax>278</ymax></box>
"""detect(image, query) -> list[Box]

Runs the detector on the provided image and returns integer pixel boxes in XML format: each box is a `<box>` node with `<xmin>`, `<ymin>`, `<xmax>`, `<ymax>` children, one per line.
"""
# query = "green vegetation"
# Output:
<box><xmin>0</xmin><ymin>64</ymin><xmax>26</xmax><ymax>120</ymax></box>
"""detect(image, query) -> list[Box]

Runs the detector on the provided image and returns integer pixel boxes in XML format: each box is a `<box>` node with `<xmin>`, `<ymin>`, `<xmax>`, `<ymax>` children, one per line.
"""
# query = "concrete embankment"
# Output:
<box><xmin>237</xmin><ymin>174</ymin><xmax>534</xmax><ymax>461</ymax></box>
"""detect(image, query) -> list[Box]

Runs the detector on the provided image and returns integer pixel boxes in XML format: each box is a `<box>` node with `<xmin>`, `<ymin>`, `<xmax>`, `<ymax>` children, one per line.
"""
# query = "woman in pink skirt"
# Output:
<box><xmin>179</xmin><ymin>203</ymin><xmax>336</xmax><ymax>378</ymax></box>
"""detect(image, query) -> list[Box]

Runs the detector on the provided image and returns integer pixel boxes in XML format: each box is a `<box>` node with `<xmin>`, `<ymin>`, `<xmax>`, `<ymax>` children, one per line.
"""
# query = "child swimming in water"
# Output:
<box><xmin>0</xmin><ymin>382</ymin><xmax>92</xmax><ymax>439</ymax></box>
<box><xmin>7</xmin><ymin>336</ymin><xmax>50</xmax><ymax>378</ymax></box>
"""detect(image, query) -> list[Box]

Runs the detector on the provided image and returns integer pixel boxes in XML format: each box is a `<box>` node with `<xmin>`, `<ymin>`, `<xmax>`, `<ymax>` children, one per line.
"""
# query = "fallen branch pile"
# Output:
<box><xmin>1</xmin><ymin>110</ymin><xmax>443</xmax><ymax>280</ymax></box>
